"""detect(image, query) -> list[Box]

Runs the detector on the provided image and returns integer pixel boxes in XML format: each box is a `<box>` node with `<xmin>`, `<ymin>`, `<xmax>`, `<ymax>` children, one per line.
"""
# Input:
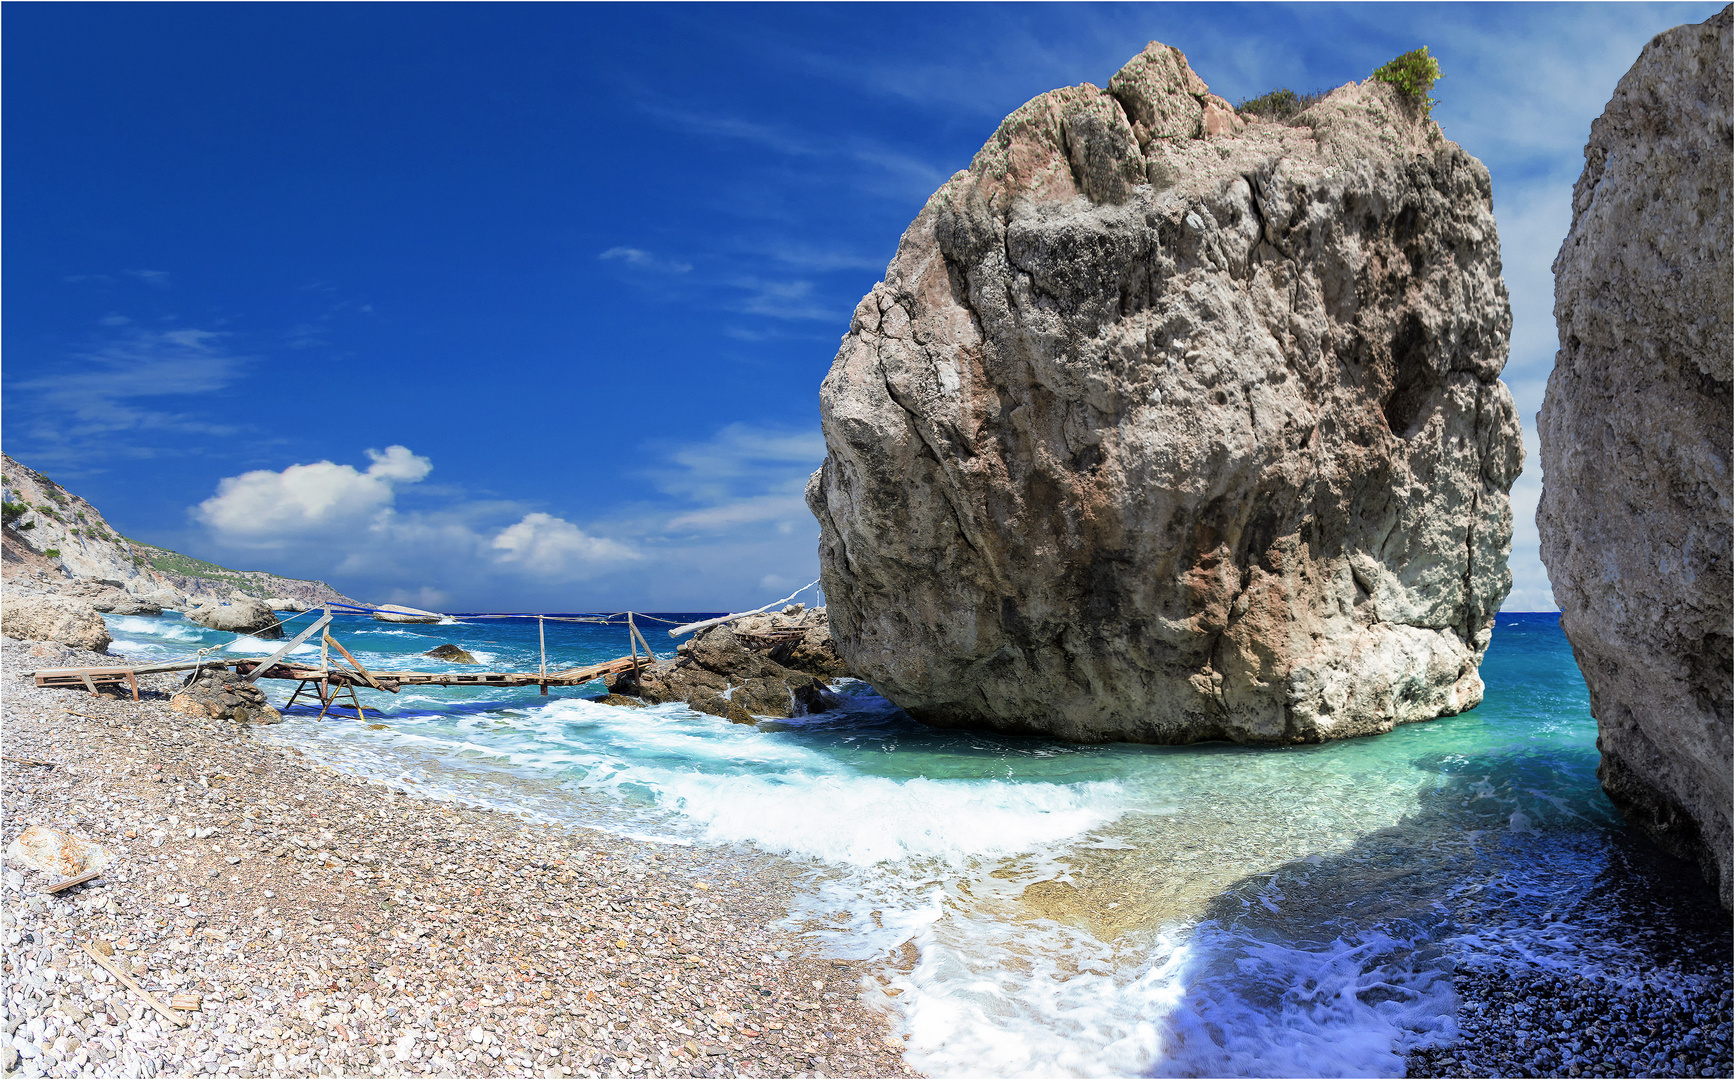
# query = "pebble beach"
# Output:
<box><xmin>0</xmin><ymin>637</ymin><xmax>917</xmax><ymax>1079</ymax></box>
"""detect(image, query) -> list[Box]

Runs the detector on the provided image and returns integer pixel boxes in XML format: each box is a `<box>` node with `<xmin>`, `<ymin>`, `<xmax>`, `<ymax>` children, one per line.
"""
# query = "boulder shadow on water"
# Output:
<box><xmin>1129</xmin><ymin>746</ymin><xmax>1731</xmax><ymax>1079</ymax></box>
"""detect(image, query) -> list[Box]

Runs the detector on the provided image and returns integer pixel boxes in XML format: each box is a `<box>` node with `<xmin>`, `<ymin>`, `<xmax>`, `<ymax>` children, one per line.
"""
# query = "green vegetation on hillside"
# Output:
<box><xmin>126</xmin><ymin>540</ymin><xmax>285</xmax><ymax>599</ymax></box>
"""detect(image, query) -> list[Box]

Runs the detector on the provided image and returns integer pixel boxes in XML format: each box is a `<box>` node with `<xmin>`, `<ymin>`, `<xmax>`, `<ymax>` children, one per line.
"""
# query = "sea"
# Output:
<box><xmin>104</xmin><ymin>609</ymin><xmax>1730</xmax><ymax>1077</ymax></box>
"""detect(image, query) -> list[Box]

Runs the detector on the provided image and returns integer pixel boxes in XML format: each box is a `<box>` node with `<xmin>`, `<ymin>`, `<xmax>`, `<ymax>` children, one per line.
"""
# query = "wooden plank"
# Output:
<box><xmin>79</xmin><ymin>943</ymin><xmax>187</xmax><ymax>1028</ymax></box>
<box><xmin>42</xmin><ymin>868</ymin><xmax>101</xmax><ymax>894</ymax></box>
<box><xmin>241</xmin><ymin>613</ymin><xmax>332</xmax><ymax>684</ymax></box>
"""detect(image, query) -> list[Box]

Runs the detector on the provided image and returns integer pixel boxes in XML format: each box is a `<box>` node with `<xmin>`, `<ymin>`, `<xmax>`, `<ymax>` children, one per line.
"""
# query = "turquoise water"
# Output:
<box><xmin>105</xmin><ymin>611</ymin><xmax>1729</xmax><ymax>1076</ymax></box>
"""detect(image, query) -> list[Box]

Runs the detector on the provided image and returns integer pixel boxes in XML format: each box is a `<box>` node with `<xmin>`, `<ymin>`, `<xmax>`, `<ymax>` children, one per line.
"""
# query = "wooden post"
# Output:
<box><xmin>539</xmin><ymin>616</ymin><xmax>548</xmax><ymax>696</ymax></box>
<box><xmin>628</xmin><ymin>613</ymin><xmax>640</xmax><ymax>663</ymax></box>
<box><xmin>320</xmin><ymin>605</ymin><xmax>331</xmax><ymax>674</ymax></box>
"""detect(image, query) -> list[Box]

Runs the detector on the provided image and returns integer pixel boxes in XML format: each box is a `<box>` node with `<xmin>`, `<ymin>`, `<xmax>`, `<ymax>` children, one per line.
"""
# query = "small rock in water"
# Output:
<box><xmin>424</xmin><ymin>644</ymin><xmax>478</xmax><ymax>664</ymax></box>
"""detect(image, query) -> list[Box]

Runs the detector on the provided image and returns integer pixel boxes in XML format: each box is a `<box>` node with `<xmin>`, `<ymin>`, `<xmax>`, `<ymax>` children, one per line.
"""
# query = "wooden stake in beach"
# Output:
<box><xmin>539</xmin><ymin>615</ymin><xmax>548</xmax><ymax>696</ymax></box>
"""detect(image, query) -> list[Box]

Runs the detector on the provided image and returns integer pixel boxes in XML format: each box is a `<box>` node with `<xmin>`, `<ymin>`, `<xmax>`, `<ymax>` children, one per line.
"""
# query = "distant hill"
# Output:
<box><xmin>1</xmin><ymin>451</ymin><xmax>361</xmax><ymax>611</ymax></box>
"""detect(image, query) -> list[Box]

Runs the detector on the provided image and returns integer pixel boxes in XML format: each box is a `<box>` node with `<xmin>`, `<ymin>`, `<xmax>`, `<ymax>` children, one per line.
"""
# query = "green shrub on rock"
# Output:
<box><xmin>1373</xmin><ymin>46</ymin><xmax>1442</xmax><ymax>115</ymax></box>
<box><xmin>1236</xmin><ymin>87</ymin><xmax>1328</xmax><ymax>122</ymax></box>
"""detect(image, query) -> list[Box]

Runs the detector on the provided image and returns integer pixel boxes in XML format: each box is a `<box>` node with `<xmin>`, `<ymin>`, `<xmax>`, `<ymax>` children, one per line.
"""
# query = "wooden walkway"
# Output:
<box><xmin>29</xmin><ymin>654</ymin><xmax>650</xmax><ymax>707</ymax></box>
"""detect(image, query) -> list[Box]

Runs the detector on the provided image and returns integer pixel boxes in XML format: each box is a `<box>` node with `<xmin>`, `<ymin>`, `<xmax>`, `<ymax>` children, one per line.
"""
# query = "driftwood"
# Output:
<box><xmin>43</xmin><ymin>868</ymin><xmax>101</xmax><ymax>894</ymax></box>
<box><xmin>80</xmin><ymin>943</ymin><xmax>188</xmax><ymax>1028</ymax></box>
<box><xmin>667</xmin><ymin>581</ymin><xmax>818</xmax><ymax>638</ymax></box>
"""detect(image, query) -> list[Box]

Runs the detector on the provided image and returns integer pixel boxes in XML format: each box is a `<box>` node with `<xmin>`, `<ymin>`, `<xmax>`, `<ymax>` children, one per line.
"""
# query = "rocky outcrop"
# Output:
<box><xmin>168</xmin><ymin>668</ymin><xmax>284</xmax><ymax>724</ymax></box>
<box><xmin>187</xmin><ymin>596</ymin><xmax>282</xmax><ymax>639</ymax></box>
<box><xmin>0</xmin><ymin>596</ymin><xmax>112</xmax><ymax>653</ymax></box>
<box><xmin>808</xmin><ymin>42</ymin><xmax>1522</xmax><ymax>744</ymax></box>
<box><xmin>374</xmin><ymin>605</ymin><xmax>442</xmax><ymax>623</ymax></box>
<box><xmin>1</xmin><ymin>452</ymin><xmax>362</xmax><ymax>612</ymax></box>
<box><xmin>426</xmin><ymin>644</ymin><xmax>479</xmax><ymax>664</ymax></box>
<box><xmin>606</xmin><ymin>608</ymin><xmax>848</xmax><ymax>721</ymax></box>
<box><xmin>1537</xmin><ymin>7</ymin><xmax>1732</xmax><ymax>908</ymax></box>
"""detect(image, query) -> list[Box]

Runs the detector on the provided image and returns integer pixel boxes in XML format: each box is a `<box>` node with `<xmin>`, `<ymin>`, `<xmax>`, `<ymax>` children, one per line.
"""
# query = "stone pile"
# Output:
<box><xmin>167</xmin><ymin>669</ymin><xmax>283</xmax><ymax>725</ymax></box>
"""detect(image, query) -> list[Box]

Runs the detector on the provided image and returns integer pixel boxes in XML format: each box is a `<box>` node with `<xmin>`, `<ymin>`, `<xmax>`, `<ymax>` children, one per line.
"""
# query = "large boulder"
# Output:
<box><xmin>187</xmin><ymin>595</ymin><xmax>282</xmax><ymax>638</ymax></box>
<box><xmin>0</xmin><ymin>596</ymin><xmax>111</xmax><ymax>653</ymax></box>
<box><xmin>607</xmin><ymin>608</ymin><xmax>847</xmax><ymax>720</ymax></box>
<box><xmin>808</xmin><ymin>42</ymin><xmax>1522</xmax><ymax>745</ymax></box>
<box><xmin>1537</xmin><ymin>7</ymin><xmax>1732</xmax><ymax>908</ymax></box>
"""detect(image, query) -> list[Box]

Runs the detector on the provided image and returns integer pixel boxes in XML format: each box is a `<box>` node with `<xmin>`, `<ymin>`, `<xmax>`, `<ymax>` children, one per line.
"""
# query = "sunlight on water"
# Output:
<box><xmin>104</xmin><ymin>610</ymin><xmax>1727</xmax><ymax>1077</ymax></box>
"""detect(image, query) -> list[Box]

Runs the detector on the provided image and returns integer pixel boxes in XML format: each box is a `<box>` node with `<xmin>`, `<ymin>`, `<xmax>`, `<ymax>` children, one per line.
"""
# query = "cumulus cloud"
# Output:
<box><xmin>191</xmin><ymin>447</ymin><xmax>643</xmax><ymax>603</ymax></box>
<box><xmin>491</xmin><ymin>513</ymin><xmax>639</xmax><ymax>576</ymax></box>
<box><xmin>194</xmin><ymin>445</ymin><xmax>432</xmax><ymax>542</ymax></box>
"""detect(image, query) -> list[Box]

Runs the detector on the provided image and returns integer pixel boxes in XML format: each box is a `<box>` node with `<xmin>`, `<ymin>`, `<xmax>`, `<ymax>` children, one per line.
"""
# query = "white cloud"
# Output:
<box><xmin>491</xmin><ymin>513</ymin><xmax>639</xmax><ymax>577</ymax></box>
<box><xmin>191</xmin><ymin>448</ymin><xmax>646</xmax><ymax>604</ymax></box>
<box><xmin>194</xmin><ymin>446</ymin><xmax>432</xmax><ymax>542</ymax></box>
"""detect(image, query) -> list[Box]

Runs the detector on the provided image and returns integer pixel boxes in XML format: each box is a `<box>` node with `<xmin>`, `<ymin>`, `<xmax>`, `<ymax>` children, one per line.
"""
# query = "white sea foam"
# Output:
<box><xmin>221</xmin><ymin>636</ymin><xmax>320</xmax><ymax>657</ymax></box>
<box><xmin>106</xmin><ymin>616</ymin><xmax>203</xmax><ymax>641</ymax></box>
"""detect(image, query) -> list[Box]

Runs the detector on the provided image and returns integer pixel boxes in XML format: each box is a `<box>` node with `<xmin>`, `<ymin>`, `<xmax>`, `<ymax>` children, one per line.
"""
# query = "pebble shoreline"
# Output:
<box><xmin>1</xmin><ymin>637</ymin><xmax>917</xmax><ymax>1079</ymax></box>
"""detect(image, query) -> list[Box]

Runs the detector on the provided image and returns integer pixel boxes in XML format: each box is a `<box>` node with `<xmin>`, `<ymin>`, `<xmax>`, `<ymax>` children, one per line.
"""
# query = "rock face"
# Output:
<box><xmin>187</xmin><ymin>596</ymin><xmax>283</xmax><ymax>639</ymax></box>
<box><xmin>1537</xmin><ymin>7</ymin><xmax>1732</xmax><ymax>908</ymax></box>
<box><xmin>607</xmin><ymin>608</ymin><xmax>848</xmax><ymax>721</ymax></box>
<box><xmin>0</xmin><ymin>596</ymin><xmax>112</xmax><ymax>653</ymax></box>
<box><xmin>168</xmin><ymin>668</ymin><xmax>284</xmax><ymax>725</ymax></box>
<box><xmin>808</xmin><ymin>42</ymin><xmax>1522</xmax><ymax>744</ymax></box>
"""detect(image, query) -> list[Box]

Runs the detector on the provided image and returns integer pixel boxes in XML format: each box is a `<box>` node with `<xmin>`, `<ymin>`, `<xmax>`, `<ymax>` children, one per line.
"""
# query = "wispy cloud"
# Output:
<box><xmin>599</xmin><ymin>246</ymin><xmax>694</xmax><ymax>274</ymax></box>
<box><xmin>8</xmin><ymin>325</ymin><xmax>251</xmax><ymax>449</ymax></box>
<box><xmin>730</xmin><ymin>278</ymin><xmax>836</xmax><ymax>322</ymax></box>
<box><xmin>123</xmin><ymin>269</ymin><xmax>172</xmax><ymax>289</ymax></box>
<box><xmin>637</xmin><ymin>100</ymin><xmax>952</xmax><ymax>202</ymax></box>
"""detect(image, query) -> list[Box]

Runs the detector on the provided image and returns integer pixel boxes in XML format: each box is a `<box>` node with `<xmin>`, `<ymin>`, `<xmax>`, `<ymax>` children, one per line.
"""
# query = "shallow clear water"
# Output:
<box><xmin>106</xmin><ymin>610</ymin><xmax>1729</xmax><ymax>1076</ymax></box>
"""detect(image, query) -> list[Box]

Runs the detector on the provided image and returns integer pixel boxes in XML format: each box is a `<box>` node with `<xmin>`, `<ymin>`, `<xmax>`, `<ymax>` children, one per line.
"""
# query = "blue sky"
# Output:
<box><xmin>3</xmin><ymin>2</ymin><xmax>1721</xmax><ymax>611</ymax></box>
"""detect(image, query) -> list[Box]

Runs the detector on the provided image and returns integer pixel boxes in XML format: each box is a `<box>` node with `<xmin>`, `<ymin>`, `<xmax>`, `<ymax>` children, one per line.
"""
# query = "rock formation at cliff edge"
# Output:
<box><xmin>1538</xmin><ymin>7</ymin><xmax>1732</xmax><ymax>908</ymax></box>
<box><xmin>2</xmin><ymin>452</ymin><xmax>359</xmax><ymax>613</ymax></box>
<box><xmin>808</xmin><ymin>41</ymin><xmax>1522</xmax><ymax>744</ymax></box>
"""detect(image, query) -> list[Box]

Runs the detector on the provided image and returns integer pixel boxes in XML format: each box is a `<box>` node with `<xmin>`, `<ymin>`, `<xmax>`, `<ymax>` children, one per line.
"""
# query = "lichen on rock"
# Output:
<box><xmin>808</xmin><ymin>40</ymin><xmax>1522</xmax><ymax>745</ymax></box>
<box><xmin>1537</xmin><ymin>7</ymin><xmax>1732</xmax><ymax>907</ymax></box>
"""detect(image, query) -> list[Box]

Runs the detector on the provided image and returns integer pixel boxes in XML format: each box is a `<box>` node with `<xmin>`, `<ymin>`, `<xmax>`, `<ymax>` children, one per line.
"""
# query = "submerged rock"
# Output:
<box><xmin>424</xmin><ymin>643</ymin><xmax>479</xmax><ymax>664</ymax></box>
<box><xmin>1537</xmin><ymin>7</ymin><xmax>1732</xmax><ymax>908</ymax></box>
<box><xmin>1</xmin><ymin>596</ymin><xmax>111</xmax><ymax>653</ymax></box>
<box><xmin>605</xmin><ymin>608</ymin><xmax>848</xmax><ymax>721</ymax></box>
<box><xmin>808</xmin><ymin>42</ymin><xmax>1522</xmax><ymax>744</ymax></box>
<box><xmin>169</xmin><ymin>668</ymin><xmax>283</xmax><ymax>724</ymax></box>
<box><xmin>187</xmin><ymin>596</ymin><xmax>282</xmax><ymax>639</ymax></box>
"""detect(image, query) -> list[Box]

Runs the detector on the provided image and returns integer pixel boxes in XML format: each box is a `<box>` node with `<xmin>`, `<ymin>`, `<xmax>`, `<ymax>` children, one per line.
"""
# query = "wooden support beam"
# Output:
<box><xmin>323</xmin><ymin>633</ymin><xmax>383</xmax><ymax>691</ymax></box>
